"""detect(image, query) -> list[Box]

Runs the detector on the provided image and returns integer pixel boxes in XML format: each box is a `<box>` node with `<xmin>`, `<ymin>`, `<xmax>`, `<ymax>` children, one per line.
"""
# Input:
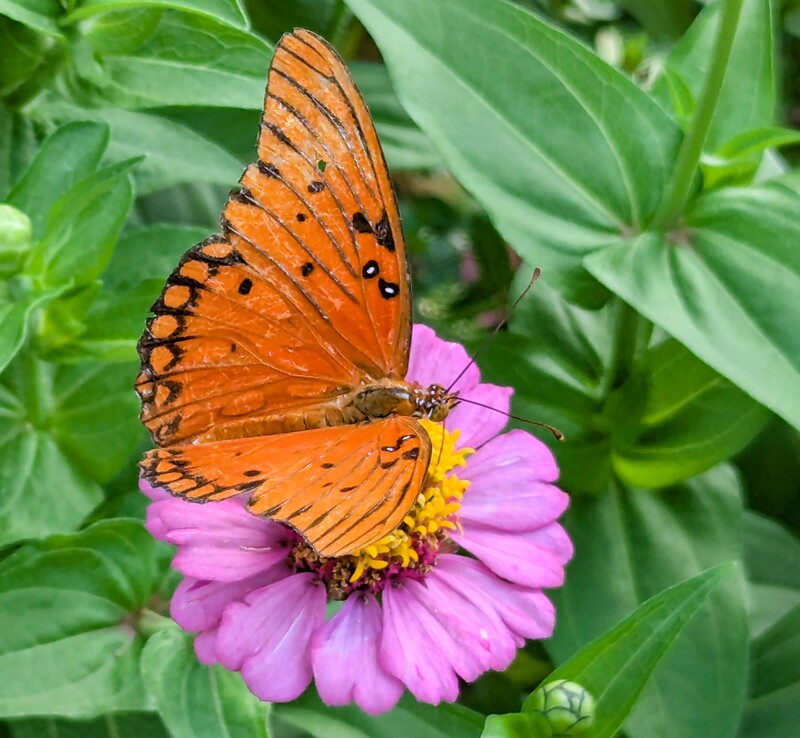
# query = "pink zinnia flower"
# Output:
<box><xmin>140</xmin><ymin>325</ymin><xmax>572</xmax><ymax>713</ymax></box>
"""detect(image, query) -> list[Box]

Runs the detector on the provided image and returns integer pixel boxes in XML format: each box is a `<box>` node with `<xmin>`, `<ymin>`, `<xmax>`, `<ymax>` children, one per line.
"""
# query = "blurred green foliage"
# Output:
<box><xmin>0</xmin><ymin>0</ymin><xmax>798</xmax><ymax>736</ymax></box>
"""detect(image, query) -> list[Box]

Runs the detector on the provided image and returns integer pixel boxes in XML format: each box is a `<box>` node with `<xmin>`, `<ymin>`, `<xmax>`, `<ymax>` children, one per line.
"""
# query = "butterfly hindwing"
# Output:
<box><xmin>140</xmin><ymin>417</ymin><xmax>431</xmax><ymax>557</ymax></box>
<box><xmin>136</xmin><ymin>29</ymin><xmax>411</xmax><ymax>447</ymax></box>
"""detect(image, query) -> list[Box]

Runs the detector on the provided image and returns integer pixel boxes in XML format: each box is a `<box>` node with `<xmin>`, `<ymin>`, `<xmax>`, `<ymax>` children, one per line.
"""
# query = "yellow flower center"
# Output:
<box><xmin>344</xmin><ymin>419</ymin><xmax>473</xmax><ymax>585</ymax></box>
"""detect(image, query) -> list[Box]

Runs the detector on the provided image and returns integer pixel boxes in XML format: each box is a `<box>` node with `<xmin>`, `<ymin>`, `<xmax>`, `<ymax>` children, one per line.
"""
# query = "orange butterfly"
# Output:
<box><xmin>136</xmin><ymin>29</ymin><xmax>458</xmax><ymax>558</ymax></box>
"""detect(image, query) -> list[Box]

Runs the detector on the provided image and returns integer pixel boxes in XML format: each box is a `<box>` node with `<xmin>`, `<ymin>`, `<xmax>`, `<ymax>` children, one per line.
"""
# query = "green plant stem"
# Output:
<box><xmin>17</xmin><ymin>349</ymin><xmax>52</xmax><ymax>428</ymax></box>
<box><xmin>650</xmin><ymin>0</ymin><xmax>745</xmax><ymax>231</ymax></box>
<box><xmin>600</xmin><ymin>299</ymin><xmax>641</xmax><ymax>396</ymax></box>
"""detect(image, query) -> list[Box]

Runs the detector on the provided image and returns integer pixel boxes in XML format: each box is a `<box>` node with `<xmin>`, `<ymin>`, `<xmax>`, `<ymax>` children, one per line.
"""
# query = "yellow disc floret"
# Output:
<box><xmin>345</xmin><ymin>419</ymin><xmax>473</xmax><ymax>585</ymax></box>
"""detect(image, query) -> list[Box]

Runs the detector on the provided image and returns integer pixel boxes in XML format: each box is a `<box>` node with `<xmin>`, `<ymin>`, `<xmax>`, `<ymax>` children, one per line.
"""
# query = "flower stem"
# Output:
<box><xmin>649</xmin><ymin>0</ymin><xmax>745</xmax><ymax>231</ymax></box>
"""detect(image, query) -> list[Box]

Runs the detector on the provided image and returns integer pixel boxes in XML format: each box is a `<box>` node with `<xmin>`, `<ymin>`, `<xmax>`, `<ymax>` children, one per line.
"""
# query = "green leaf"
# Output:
<box><xmin>480</xmin><ymin>278</ymin><xmax>614</xmax><ymax>495</ymax></box>
<box><xmin>66</xmin><ymin>0</ymin><xmax>247</xmax><ymax>28</ymax></box>
<box><xmin>272</xmin><ymin>690</ymin><xmax>483</xmax><ymax>738</ymax></box>
<box><xmin>548</xmin><ymin>466</ymin><xmax>748</xmax><ymax>738</ymax></box>
<box><xmin>141</xmin><ymin>627</ymin><xmax>268</xmax><ymax>738</ymax></box>
<box><xmin>702</xmin><ymin>127</ymin><xmax>800</xmax><ymax>189</ymax></box>
<box><xmin>0</xmin><ymin>107</ymin><xmax>38</xmax><ymax>200</ymax></box>
<box><xmin>0</xmin><ymin>520</ymin><xmax>157</xmax><ymax>718</ymax></box>
<box><xmin>134</xmin><ymin>180</ymin><xmax>227</xmax><ymax>228</ymax></box>
<box><xmin>96</xmin><ymin>108</ymin><xmax>241</xmax><ymax>195</ymax></box>
<box><xmin>0</xmin><ymin>17</ymin><xmax>48</xmax><ymax>98</ymax></box>
<box><xmin>9</xmin><ymin>714</ymin><xmax>170</xmax><ymax>738</ymax></box>
<box><xmin>743</xmin><ymin>512</ymin><xmax>800</xmax><ymax>638</ymax></box>
<box><xmin>50</xmin><ymin>283</ymin><xmax>157</xmax><ymax>363</ymax></box>
<box><xmin>31</xmin><ymin>102</ymin><xmax>242</xmax><ymax>195</ymax></box>
<box><xmin>50</xmin><ymin>361</ymin><xmax>144</xmax><ymax>482</ymax></box>
<box><xmin>655</xmin><ymin>0</ymin><xmax>775</xmax><ymax>149</ymax></box>
<box><xmin>736</xmin><ymin>418</ymin><xmax>800</xmax><ymax>533</ymax></box>
<box><xmin>159</xmin><ymin>105</ymin><xmax>261</xmax><ymax>163</ymax></box>
<box><xmin>97</xmin><ymin>13</ymin><xmax>271</xmax><ymax>110</ymax></box>
<box><xmin>612</xmin><ymin>338</ymin><xmax>770</xmax><ymax>487</ymax></box>
<box><xmin>244</xmin><ymin>0</ymin><xmax>339</xmax><ymax>41</ymax></box>
<box><xmin>104</xmin><ymin>224</ymin><xmax>208</xmax><ymax>291</ymax></box>
<box><xmin>740</xmin><ymin>602</ymin><xmax>800</xmax><ymax>737</ymax></box>
<box><xmin>616</xmin><ymin>0</ymin><xmax>693</xmax><ymax>39</ymax></box>
<box><xmin>82</xmin><ymin>6</ymin><xmax>163</xmax><ymax>55</ymax></box>
<box><xmin>344</xmin><ymin>0</ymin><xmax>680</xmax><ymax>299</ymax></box>
<box><xmin>10</xmin><ymin>715</ymin><xmax>166</xmax><ymax>738</ymax></box>
<box><xmin>480</xmin><ymin>713</ymin><xmax>534</xmax><ymax>738</ymax></box>
<box><xmin>0</xmin><ymin>0</ymin><xmax>62</xmax><ymax>36</ymax></box>
<box><xmin>350</xmin><ymin>62</ymin><xmax>441</xmax><ymax>171</ymax></box>
<box><xmin>0</xmin><ymin>293</ymin><xmax>47</xmax><ymax>374</ymax></box>
<box><xmin>6</xmin><ymin>122</ymin><xmax>108</xmax><ymax>240</ymax></box>
<box><xmin>33</xmin><ymin>160</ymin><xmax>136</xmax><ymax>288</ymax></box>
<box><xmin>585</xmin><ymin>184</ymin><xmax>800</xmax><ymax>430</ymax></box>
<box><xmin>527</xmin><ymin>564</ymin><xmax>734</xmax><ymax>738</ymax></box>
<box><xmin>714</xmin><ymin>126</ymin><xmax>800</xmax><ymax>162</ymax></box>
<box><xmin>655</xmin><ymin>65</ymin><xmax>695</xmax><ymax>128</ymax></box>
<box><xmin>0</xmin><ymin>375</ymin><xmax>103</xmax><ymax>546</ymax></box>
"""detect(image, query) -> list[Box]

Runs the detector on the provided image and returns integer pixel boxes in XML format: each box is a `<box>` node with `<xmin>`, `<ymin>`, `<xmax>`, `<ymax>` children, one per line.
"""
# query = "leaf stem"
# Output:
<box><xmin>15</xmin><ymin>349</ymin><xmax>53</xmax><ymax>428</ymax></box>
<box><xmin>133</xmin><ymin>608</ymin><xmax>174</xmax><ymax>639</ymax></box>
<box><xmin>649</xmin><ymin>0</ymin><xmax>745</xmax><ymax>231</ymax></box>
<box><xmin>600</xmin><ymin>299</ymin><xmax>642</xmax><ymax>397</ymax></box>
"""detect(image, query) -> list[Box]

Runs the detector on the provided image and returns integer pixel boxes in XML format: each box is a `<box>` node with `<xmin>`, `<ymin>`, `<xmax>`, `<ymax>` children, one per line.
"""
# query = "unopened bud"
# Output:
<box><xmin>0</xmin><ymin>204</ymin><xmax>32</xmax><ymax>276</ymax></box>
<box><xmin>525</xmin><ymin>679</ymin><xmax>595</xmax><ymax>737</ymax></box>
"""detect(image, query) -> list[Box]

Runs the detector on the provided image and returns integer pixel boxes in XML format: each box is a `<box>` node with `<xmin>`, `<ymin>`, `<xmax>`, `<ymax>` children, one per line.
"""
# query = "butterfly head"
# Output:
<box><xmin>420</xmin><ymin>384</ymin><xmax>459</xmax><ymax>422</ymax></box>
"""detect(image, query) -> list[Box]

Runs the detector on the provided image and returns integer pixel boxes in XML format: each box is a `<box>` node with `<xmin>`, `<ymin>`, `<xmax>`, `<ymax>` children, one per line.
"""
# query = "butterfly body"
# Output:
<box><xmin>137</xmin><ymin>29</ymin><xmax>457</xmax><ymax>557</ymax></box>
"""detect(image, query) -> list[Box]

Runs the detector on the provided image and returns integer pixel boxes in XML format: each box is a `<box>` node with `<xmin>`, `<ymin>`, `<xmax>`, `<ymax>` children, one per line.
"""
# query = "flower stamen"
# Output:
<box><xmin>287</xmin><ymin>419</ymin><xmax>473</xmax><ymax>599</ymax></box>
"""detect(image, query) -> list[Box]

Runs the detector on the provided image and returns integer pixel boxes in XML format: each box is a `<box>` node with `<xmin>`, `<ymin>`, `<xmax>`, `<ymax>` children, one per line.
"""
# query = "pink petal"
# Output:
<box><xmin>423</xmin><ymin>568</ymin><xmax>518</xmax><ymax>672</ymax></box>
<box><xmin>139</xmin><ymin>477</ymin><xmax>171</xmax><ymax>501</ymax></box>
<box><xmin>380</xmin><ymin>580</ymin><xmax>460</xmax><ymax>704</ymax></box>
<box><xmin>216</xmin><ymin>573</ymin><xmax>326</xmax><ymax>702</ymax></box>
<box><xmin>381</xmin><ymin>575</ymin><xmax>513</xmax><ymax>702</ymax></box>
<box><xmin>436</xmin><ymin>555</ymin><xmax>555</xmax><ymax>640</ymax></box>
<box><xmin>448</xmin><ymin>384</ymin><xmax>513</xmax><ymax>450</ymax></box>
<box><xmin>193</xmin><ymin>628</ymin><xmax>220</xmax><ymax>665</ymax></box>
<box><xmin>312</xmin><ymin>595</ymin><xmax>403</xmax><ymax>714</ymax></box>
<box><xmin>171</xmin><ymin>569</ymin><xmax>287</xmax><ymax>632</ymax></box>
<box><xmin>147</xmin><ymin>498</ymin><xmax>290</xmax><ymax>582</ymax></box>
<box><xmin>406</xmin><ymin>324</ymin><xmax>480</xmax><ymax>395</ymax></box>
<box><xmin>460</xmin><ymin>431</ymin><xmax>567</xmax><ymax>532</ymax></box>
<box><xmin>452</xmin><ymin>522</ymin><xmax>573</xmax><ymax>589</ymax></box>
<box><xmin>467</xmin><ymin>428</ymin><xmax>559</xmax><ymax>484</ymax></box>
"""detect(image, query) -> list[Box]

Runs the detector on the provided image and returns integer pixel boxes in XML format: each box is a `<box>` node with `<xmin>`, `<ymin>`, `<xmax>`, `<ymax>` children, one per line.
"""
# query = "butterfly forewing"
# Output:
<box><xmin>140</xmin><ymin>417</ymin><xmax>431</xmax><ymax>557</ymax></box>
<box><xmin>260</xmin><ymin>30</ymin><xmax>410</xmax><ymax>373</ymax></box>
<box><xmin>137</xmin><ymin>29</ymin><xmax>411</xmax><ymax>447</ymax></box>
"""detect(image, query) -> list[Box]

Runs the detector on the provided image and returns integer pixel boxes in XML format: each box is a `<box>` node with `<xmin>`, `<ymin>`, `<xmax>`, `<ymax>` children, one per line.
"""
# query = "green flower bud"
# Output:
<box><xmin>0</xmin><ymin>204</ymin><xmax>32</xmax><ymax>276</ymax></box>
<box><xmin>525</xmin><ymin>679</ymin><xmax>595</xmax><ymax>737</ymax></box>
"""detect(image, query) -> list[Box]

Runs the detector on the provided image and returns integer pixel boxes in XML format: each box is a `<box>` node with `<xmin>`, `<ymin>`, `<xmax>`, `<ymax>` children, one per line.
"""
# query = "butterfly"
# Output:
<box><xmin>136</xmin><ymin>29</ymin><xmax>459</xmax><ymax>558</ymax></box>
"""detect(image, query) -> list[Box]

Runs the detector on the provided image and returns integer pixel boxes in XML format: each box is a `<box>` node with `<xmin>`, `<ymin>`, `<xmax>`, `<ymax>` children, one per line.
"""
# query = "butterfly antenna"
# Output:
<box><xmin>435</xmin><ymin>415</ymin><xmax>447</xmax><ymax>469</ymax></box>
<box><xmin>445</xmin><ymin>268</ymin><xmax>542</xmax><ymax>393</ymax></box>
<box><xmin>455</xmin><ymin>396</ymin><xmax>565</xmax><ymax>442</ymax></box>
